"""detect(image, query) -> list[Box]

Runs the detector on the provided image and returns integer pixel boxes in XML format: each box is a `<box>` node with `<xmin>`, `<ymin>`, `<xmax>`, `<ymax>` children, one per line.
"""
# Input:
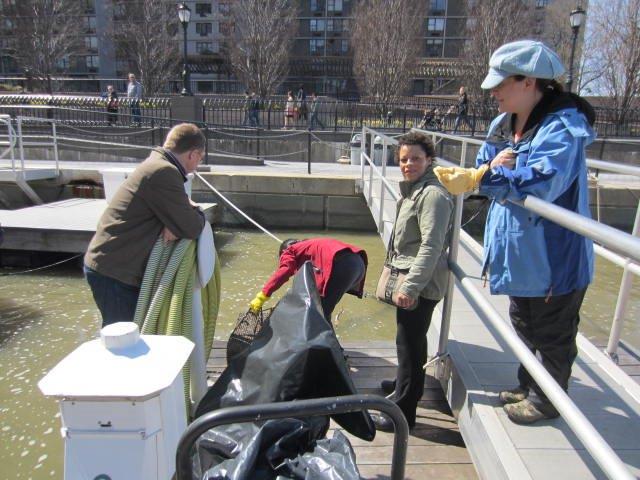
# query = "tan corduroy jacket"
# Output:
<box><xmin>84</xmin><ymin>149</ymin><xmax>204</xmax><ymax>286</ymax></box>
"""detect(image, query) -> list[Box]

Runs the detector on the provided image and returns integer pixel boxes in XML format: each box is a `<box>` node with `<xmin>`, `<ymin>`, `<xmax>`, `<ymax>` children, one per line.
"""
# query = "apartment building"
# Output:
<box><xmin>0</xmin><ymin>0</ymin><xmax>554</xmax><ymax>97</ymax></box>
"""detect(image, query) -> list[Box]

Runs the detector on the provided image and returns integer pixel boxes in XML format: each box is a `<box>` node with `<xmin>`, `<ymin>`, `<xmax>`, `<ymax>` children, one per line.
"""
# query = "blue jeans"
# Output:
<box><xmin>84</xmin><ymin>265</ymin><xmax>140</xmax><ymax>327</ymax></box>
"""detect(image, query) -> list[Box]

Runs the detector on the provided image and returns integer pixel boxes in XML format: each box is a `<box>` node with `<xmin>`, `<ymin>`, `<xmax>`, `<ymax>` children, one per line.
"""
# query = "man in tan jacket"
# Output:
<box><xmin>84</xmin><ymin>123</ymin><xmax>206</xmax><ymax>327</ymax></box>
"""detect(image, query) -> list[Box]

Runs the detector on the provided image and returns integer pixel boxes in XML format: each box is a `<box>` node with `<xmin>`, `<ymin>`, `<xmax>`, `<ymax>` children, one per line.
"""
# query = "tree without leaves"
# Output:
<box><xmin>4</xmin><ymin>0</ymin><xmax>84</xmax><ymax>94</ymax></box>
<box><xmin>584</xmin><ymin>0</ymin><xmax>640</xmax><ymax>124</ymax></box>
<box><xmin>460</xmin><ymin>0</ymin><xmax>537</xmax><ymax>109</ymax></box>
<box><xmin>350</xmin><ymin>0</ymin><xmax>422</xmax><ymax>114</ymax></box>
<box><xmin>227</xmin><ymin>0</ymin><xmax>298</xmax><ymax>98</ymax></box>
<box><xmin>112</xmin><ymin>0</ymin><xmax>181</xmax><ymax>97</ymax></box>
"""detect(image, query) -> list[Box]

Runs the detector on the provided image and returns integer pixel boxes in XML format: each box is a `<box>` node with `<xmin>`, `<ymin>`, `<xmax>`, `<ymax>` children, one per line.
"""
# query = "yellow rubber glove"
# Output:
<box><xmin>433</xmin><ymin>163</ymin><xmax>490</xmax><ymax>195</ymax></box>
<box><xmin>249</xmin><ymin>292</ymin><xmax>270</xmax><ymax>313</ymax></box>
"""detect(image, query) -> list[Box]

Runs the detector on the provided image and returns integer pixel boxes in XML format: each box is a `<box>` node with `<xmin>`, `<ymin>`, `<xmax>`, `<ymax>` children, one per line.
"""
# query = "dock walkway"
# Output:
<box><xmin>206</xmin><ymin>340</ymin><xmax>478</xmax><ymax>480</ymax></box>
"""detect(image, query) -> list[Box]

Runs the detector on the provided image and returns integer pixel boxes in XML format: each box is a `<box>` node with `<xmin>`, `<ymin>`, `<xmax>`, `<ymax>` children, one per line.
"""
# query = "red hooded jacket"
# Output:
<box><xmin>261</xmin><ymin>238</ymin><xmax>367</xmax><ymax>298</ymax></box>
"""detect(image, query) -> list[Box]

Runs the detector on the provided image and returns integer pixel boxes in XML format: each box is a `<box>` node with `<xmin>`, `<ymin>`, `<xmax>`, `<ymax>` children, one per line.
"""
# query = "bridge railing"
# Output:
<box><xmin>359</xmin><ymin>125</ymin><xmax>640</xmax><ymax>480</ymax></box>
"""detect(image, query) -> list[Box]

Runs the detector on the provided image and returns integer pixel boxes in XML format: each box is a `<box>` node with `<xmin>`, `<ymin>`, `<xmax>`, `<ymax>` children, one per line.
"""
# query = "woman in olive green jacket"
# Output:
<box><xmin>371</xmin><ymin>132</ymin><xmax>453</xmax><ymax>432</ymax></box>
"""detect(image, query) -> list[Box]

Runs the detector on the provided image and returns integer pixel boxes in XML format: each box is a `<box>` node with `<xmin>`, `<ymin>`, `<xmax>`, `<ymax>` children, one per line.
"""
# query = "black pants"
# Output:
<box><xmin>509</xmin><ymin>288</ymin><xmax>587</xmax><ymax>402</ymax></box>
<box><xmin>392</xmin><ymin>297</ymin><xmax>438</xmax><ymax>427</ymax></box>
<box><xmin>320</xmin><ymin>252</ymin><xmax>366</xmax><ymax>323</ymax></box>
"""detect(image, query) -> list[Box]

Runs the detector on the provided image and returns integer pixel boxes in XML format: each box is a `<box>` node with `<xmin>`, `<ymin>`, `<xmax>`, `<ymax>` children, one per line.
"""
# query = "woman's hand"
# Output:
<box><xmin>395</xmin><ymin>292</ymin><xmax>416</xmax><ymax>309</ymax></box>
<box><xmin>490</xmin><ymin>148</ymin><xmax>516</xmax><ymax>169</ymax></box>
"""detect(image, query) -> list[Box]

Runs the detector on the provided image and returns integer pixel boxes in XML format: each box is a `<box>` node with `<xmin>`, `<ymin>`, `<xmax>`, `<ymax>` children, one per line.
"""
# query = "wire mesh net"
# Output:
<box><xmin>226</xmin><ymin>307</ymin><xmax>275</xmax><ymax>362</ymax></box>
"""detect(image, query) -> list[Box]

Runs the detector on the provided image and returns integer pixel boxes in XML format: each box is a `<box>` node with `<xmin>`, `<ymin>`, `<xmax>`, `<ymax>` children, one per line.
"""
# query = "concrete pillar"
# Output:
<box><xmin>170</xmin><ymin>96</ymin><xmax>203</xmax><ymax>124</ymax></box>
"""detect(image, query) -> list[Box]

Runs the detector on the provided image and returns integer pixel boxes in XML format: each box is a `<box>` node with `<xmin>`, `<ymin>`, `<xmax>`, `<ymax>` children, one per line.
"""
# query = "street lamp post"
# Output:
<box><xmin>566</xmin><ymin>5</ymin><xmax>586</xmax><ymax>93</ymax></box>
<box><xmin>178</xmin><ymin>2</ymin><xmax>192</xmax><ymax>96</ymax></box>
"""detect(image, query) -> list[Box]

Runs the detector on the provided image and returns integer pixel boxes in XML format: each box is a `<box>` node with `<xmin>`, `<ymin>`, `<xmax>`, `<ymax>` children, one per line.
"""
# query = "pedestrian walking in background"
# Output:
<box><xmin>242</xmin><ymin>90</ymin><xmax>251</xmax><ymax>126</ymax></box>
<box><xmin>296</xmin><ymin>85</ymin><xmax>308</xmax><ymax>122</ymax></box>
<box><xmin>453</xmin><ymin>86</ymin><xmax>474</xmax><ymax>134</ymax></box>
<box><xmin>284</xmin><ymin>91</ymin><xmax>295</xmax><ymax>129</ymax></box>
<box><xmin>106</xmin><ymin>85</ymin><xmax>119</xmax><ymax>126</ymax></box>
<box><xmin>308</xmin><ymin>92</ymin><xmax>324</xmax><ymax>130</ymax></box>
<box><xmin>434</xmin><ymin>40</ymin><xmax>596</xmax><ymax>425</ymax></box>
<box><xmin>249</xmin><ymin>92</ymin><xmax>260</xmax><ymax>127</ymax></box>
<box><xmin>127</xmin><ymin>73</ymin><xmax>143</xmax><ymax>126</ymax></box>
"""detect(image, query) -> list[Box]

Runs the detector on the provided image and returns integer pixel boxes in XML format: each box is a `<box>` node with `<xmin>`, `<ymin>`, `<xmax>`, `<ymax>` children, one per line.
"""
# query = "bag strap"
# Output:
<box><xmin>386</xmin><ymin>182</ymin><xmax>430</xmax><ymax>264</ymax></box>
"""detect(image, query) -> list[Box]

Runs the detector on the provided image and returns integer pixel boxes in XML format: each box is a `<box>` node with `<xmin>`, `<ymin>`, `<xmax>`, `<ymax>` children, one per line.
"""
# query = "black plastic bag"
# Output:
<box><xmin>195</xmin><ymin>261</ymin><xmax>375</xmax><ymax>441</ymax></box>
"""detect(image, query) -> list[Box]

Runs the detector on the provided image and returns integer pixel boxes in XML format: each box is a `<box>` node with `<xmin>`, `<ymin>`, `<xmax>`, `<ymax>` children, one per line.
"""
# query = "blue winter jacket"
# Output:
<box><xmin>475</xmin><ymin>93</ymin><xmax>595</xmax><ymax>297</ymax></box>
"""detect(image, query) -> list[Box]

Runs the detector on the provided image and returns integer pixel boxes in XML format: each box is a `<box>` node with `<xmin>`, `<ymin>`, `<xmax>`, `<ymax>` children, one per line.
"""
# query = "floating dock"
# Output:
<box><xmin>0</xmin><ymin>198</ymin><xmax>219</xmax><ymax>253</ymax></box>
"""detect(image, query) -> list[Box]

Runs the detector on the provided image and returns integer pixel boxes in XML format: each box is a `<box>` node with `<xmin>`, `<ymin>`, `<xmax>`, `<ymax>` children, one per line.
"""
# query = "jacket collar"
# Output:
<box><xmin>399</xmin><ymin>165</ymin><xmax>437</xmax><ymax>199</ymax></box>
<box><xmin>151</xmin><ymin>147</ymin><xmax>188</xmax><ymax>182</ymax></box>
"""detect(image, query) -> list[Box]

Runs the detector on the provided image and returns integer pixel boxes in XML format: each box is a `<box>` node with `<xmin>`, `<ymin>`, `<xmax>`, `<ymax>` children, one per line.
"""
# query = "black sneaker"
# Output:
<box><xmin>380</xmin><ymin>379</ymin><xmax>396</xmax><ymax>395</ymax></box>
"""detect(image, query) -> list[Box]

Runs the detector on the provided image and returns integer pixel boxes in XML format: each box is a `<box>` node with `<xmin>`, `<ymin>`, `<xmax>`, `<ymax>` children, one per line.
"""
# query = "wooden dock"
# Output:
<box><xmin>206</xmin><ymin>340</ymin><xmax>478</xmax><ymax>480</ymax></box>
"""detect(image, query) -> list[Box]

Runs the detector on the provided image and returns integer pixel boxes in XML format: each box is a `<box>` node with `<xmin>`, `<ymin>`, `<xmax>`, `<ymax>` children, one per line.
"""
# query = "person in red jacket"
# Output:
<box><xmin>249</xmin><ymin>238</ymin><xmax>368</xmax><ymax>323</ymax></box>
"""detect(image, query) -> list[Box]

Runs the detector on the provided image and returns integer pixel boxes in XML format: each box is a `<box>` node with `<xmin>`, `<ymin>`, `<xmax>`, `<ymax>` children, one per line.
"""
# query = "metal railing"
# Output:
<box><xmin>2</xmin><ymin>94</ymin><xmax>639</xmax><ymax>136</ymax></box>
<box><xmin>175</xmin><ymin>394</ymin><xmax>409</xmax><ymax>480</ymax></box>
<box><xmin>359</xmin><ymin>126</ymin><xmax>640</xmax><ymax>480</ymax></box>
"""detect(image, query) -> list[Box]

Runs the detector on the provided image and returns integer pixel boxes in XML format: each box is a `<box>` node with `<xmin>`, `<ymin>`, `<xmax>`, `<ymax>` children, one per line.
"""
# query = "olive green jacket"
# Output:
<box><xmin>390</xmin><ymin>167</ymin><xmax>453</xmax><ymax>301</ymax></box>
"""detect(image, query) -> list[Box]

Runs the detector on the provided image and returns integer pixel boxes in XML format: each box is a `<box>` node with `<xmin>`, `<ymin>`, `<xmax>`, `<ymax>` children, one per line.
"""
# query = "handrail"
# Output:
<box><xmin>361</xmin><ymin>127</ymin><xmax>639</xmax><ymax>480</ymax></box>
<box><xmin>175</xmin><ymin>395</ymin><xmax>409</xmax><ymax>480</ymax></box>
<box><xmin>450</xmin><ymin>261</ymin><xmax>635</xmax><ymax>480</ymax></box>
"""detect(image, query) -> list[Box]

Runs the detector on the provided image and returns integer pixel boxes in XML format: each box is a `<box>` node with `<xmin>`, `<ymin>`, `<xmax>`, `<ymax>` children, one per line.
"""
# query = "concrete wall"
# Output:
<box><xmin>192</xmin><ymin>172</ymin><xmax>377</xmax><ymax>231</ymax></box>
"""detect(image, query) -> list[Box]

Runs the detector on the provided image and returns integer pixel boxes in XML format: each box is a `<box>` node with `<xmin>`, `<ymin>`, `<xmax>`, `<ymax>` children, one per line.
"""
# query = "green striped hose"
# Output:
<box><xmin>134</xmin><ymin>236</ymin><xmax>221</xmax><ymax>411</ymax></box>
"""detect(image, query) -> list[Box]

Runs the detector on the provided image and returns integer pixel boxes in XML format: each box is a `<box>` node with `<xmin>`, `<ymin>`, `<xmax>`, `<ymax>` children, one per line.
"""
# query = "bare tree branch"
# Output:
<box><xmin>350</xmin><ymin>0</ymin><xmax>422</xmax><ymax>112</ymax></box>
<box><xmin>460</xmin><ymin>0</ymin><xmax>537</xmax><ymax>108</ymax></box>
<box><xmin>227</xmin><ymin>0</ymin><xmax>298</xmax><ymax>97</ymax></box>
<box><xmin>4</xmin><ymin>0</ymin><xmax>84</xmax><ymax>94</ymax></box>
<box><xmin>584</xmin><ymin>0</ymin><xmax>640</xmax><ymax>120</ymax></box>
<box><xmin>112</xmin><ymin>0</ymin><xmax>181</xmax><ymax>96</ymax></box>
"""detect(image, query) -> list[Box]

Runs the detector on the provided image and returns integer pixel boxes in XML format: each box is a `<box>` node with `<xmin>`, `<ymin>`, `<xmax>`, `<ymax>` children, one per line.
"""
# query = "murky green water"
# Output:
<box><xmin>0</xmin><ymin>229</ymin><xmax>638</xmax><ymax>479</ymax></box>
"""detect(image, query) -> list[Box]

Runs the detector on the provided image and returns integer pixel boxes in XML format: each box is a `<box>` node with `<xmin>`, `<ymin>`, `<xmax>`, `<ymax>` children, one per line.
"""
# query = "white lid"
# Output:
<box><xmin>38</xmin><ymin>325</ymin><xmax>194</xmax><ymax>400</ymax></box>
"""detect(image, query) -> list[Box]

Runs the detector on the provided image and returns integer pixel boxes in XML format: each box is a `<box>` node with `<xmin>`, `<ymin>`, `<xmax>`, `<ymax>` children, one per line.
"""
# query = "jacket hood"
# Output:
<box><xmin>488</xmin><ymin>91</ymin><xmax>595</xmax><ymax>144</ymax></box>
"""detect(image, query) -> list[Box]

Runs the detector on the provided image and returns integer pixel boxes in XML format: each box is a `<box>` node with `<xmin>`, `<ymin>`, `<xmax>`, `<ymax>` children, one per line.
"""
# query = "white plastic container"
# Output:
<box><xmin>100</xmin><ymin>168</ymin><xmax>133</xmax><ymax>203</ymax></box>
<box><xmin>38</xmin><ymin>322</ymin><xmax>194</xmax><ymax>480</ymax></box>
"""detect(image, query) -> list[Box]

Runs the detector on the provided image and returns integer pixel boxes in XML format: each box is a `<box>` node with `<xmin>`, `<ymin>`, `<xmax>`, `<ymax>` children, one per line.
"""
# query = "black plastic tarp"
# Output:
<box><xmin>192</xmin><ymin>261</ymin><xmax>375</xmax><ymax>479</ymax></box>
<box><xmin>193</xmin><ymin>419</ymin><xmax>361</xmax><ymax>480</ymax></box>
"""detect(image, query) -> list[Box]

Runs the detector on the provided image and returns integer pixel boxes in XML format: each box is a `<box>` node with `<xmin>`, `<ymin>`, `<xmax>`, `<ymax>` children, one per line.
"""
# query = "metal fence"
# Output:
<box><xmin>1</xmin><ymin>94</ymin><xmax>639</xmax><ymax>137</ymax></box>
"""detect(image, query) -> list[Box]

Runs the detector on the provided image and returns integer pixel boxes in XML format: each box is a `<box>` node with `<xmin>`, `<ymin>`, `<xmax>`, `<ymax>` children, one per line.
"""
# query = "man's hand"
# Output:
<box><xmin>490</xmin><ymin>148</ymin><xmax>516</xmax><ymax>169</ymax></box>
<box><xmin>395</xmin><ymin>292</ymin><xmax>416</xmax><ymax>310</ymax></box>
<box><xmin>162</xmin><ymin>227</ymin><xmax>178</xmax><ymax>242</ymax></box>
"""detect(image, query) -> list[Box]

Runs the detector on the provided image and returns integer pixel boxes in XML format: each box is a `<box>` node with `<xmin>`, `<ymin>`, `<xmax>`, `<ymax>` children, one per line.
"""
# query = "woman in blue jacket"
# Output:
<box><xmin>435</xmin><ymin>40</ymin><xmax>596</xmax><ymax>424</ymax></box>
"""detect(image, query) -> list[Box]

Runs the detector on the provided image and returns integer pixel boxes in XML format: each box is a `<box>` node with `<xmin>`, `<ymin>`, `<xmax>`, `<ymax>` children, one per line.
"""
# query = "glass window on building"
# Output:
<box><xmin>427</xmin><ymin>18</ymin><xmax>445</xmax><ymax>36</ymax></box>
<box><xmin>196</xmin><ymin>22</ymin><xmax>212</xmax><ymax>36</ymax></box>
<box><xmin>86</xmin><ymin>55</ymin><xmax>99</xmax><ymax>71</ymax></box>
<box><xmin>196</xmin><ymin>42</ymin><xmax>214</xmax><ymax>54</ymax></box>
<box><xmin>327</xmin><ymin>18</ymin><xmax>347</xmax><ymax>32</ymax></box>
<box><xmin>311</xmin><ymin>0</ymin><xmax>325</xmax><ymax>13</ymax></box>
<box><xmin>340</xmin><ymin>39</ymin><xmax>348</xmax><ymax>54</ymax></box>
<box><xmin>84</xmin><ymin>0</ymin><xmax>95</xmax><ymax>13</ymax></box>
<box><xmin>218</xmin><ymin>1</ymin><xmax>230</xmax><ymax>15</ymax></box>
<box><xmin>196</xmin><ymin>3</ymin><xmax>212</xmax><ymax>16</ymax></box>
<box><xmin>536</xmin><ymin>0</ymin><xmax>549</xmax><ymax>7</ymax></box>
<box><xmin>219</xmin><ymin>22</ymin><xmax>233</xmax><ymax>35</ymax></box>
<box><xmin>84</xmin><ymin>36</ymin><xmax>98</xmax><ymax>51</ymax></box>
<box><xmin>425</xmin><ymin>38</ymin><xmax>443</xmax><ymax>57</ymax></box>
<box><xmin>113</xmin><ymin>2</ymin><xmax>125</xmax><ymax>19</ymax></box>
<box><xmin>328</xmin><ymin>0</ymin><xmax>343</xmax><ymax>13</ymax></box>
<box><xmin>309</xmin><ymin>39</ymin><xmax>325</xmax><ymax>54</ymax></box>
<box><xmin>84</xmin><ymin>16</ymin><xmax>96</xmax><ymax>33</ymax></box>
<box><xmin>429</xmin><ymin>0</ymin><xmax>446</xmax><ymax>15</ymax></box>
<box><xmin>310</xmin><ymin>19</ymin><xmax>325</xmax><ymax>32</ymax></box>
<box><xmin>56</xmin><ymin>56</ymin><xmax>69</xmax><ymax>71</ymax></box>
